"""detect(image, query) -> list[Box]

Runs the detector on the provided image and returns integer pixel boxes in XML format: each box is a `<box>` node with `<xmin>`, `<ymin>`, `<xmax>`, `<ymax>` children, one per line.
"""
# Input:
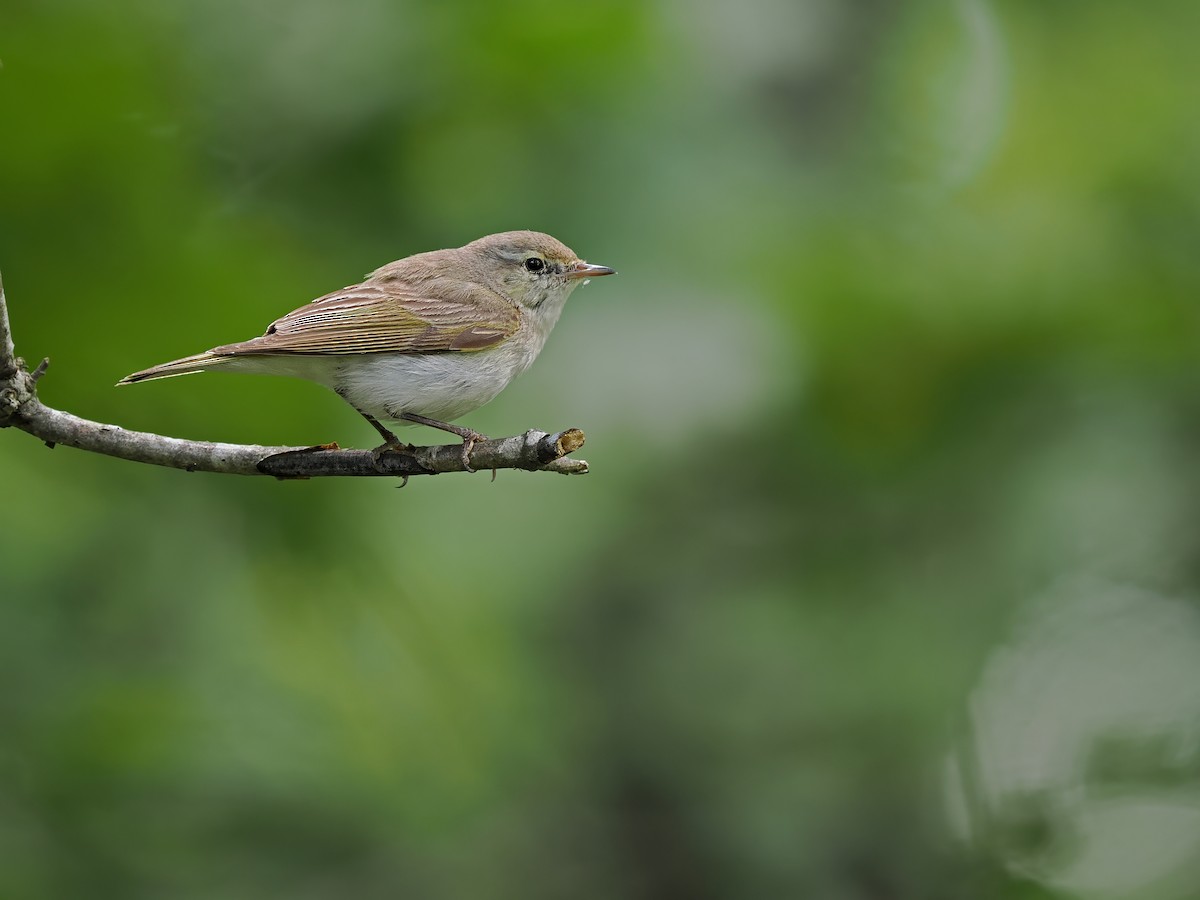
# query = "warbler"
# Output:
<box><xmin>119</xmin><ymin>231</ymin><xmax>615</xmax><ymax>469</ymax></box>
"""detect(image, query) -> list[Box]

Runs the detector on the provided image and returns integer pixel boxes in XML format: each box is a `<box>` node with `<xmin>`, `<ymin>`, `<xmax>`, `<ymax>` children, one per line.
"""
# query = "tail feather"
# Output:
<box><xmin>117</xmin><ymin>351</ymin><xmax>233</xmax><ymax>385</ymax></box>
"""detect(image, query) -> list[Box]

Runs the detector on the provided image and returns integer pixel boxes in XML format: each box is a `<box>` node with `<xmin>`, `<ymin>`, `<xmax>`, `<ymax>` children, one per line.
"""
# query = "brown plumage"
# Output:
<box><xmin>117</xmin><ymin>231</ymin><xmax>616</xmax><ymax>466</ymax></box>
<box><xmin>119</xmin><ymin>231</ymin><xmax>586</xmax><ymax>382</ymax></box>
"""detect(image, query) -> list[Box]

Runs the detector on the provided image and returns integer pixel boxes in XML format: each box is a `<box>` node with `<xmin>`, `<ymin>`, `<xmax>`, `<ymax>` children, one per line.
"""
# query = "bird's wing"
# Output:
<box><xmin>214</xmin><ymin>281</ymin><xmax>521</xmax><ymax>356</ymax></box>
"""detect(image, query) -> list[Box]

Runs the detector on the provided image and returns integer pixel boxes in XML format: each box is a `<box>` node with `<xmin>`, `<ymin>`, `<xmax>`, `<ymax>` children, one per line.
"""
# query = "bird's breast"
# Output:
<box><xmin>331</xmin><ymin>338</ymin><xmax>539</xmax><ymax>423</ymax></box>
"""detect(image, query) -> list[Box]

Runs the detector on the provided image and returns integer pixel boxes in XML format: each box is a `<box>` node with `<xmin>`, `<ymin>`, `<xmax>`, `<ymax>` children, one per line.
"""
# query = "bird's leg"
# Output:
<box><xmin>399</xmin><ymin>412</ymin><xmax>487</xmax><ymax>473</ymax></box>
<box><xmin>335</xmin><ymin>389</ymin><xmax>414</xmax><ymax>455</ymax></box>
<box><xmin>359</xmin><ymin>410</ymin><xmax>407</xmax><ymax>448</ymax></box>
<box><xmin>350</xmin><ymin>407</ymin><xmax>416</xmax><ymax>477</ymax></box>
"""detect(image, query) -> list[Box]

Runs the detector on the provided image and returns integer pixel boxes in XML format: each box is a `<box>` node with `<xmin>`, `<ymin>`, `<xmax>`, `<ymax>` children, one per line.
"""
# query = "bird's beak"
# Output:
<box><xmin>568</xmin><ymin>260</ymin><xmax>616</xmax><ymax>278</ymax></box>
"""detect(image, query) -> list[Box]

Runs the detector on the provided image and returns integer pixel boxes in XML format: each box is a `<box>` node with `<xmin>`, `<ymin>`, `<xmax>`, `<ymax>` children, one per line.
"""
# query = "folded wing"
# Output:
<box><xmin>216</xmin><ymin>281</ymin><xmax>521</xmax><ymax>357</ymax></box>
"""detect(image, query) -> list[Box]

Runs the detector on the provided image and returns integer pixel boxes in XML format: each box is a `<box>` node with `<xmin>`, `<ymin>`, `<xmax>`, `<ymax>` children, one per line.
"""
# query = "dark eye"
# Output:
<box><xmin>524</xmin><ymin>257</ymin><xmax>545</xmax><ymax>273</ymax></box>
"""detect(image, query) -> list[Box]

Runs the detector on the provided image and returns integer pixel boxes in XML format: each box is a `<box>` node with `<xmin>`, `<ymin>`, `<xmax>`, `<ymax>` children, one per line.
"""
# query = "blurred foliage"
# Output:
<box><xmin>3</xmin><ymin>0</ymin><xmax>1200</xmax><ymax>897</ymax></box>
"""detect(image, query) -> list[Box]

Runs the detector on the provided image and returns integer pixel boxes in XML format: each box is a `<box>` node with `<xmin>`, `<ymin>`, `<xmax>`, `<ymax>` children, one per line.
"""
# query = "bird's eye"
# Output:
<box><xmin>524</xmin><ymin>257</ymin><xmax>546</xmax><ymax>274</ymax></box>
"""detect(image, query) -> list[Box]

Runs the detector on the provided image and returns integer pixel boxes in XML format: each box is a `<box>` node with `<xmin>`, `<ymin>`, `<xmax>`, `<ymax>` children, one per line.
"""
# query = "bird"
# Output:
<box><xmin>119</xmin><ymin>230</ymin><xmax>616</xmax><ymax>470</ymax></box>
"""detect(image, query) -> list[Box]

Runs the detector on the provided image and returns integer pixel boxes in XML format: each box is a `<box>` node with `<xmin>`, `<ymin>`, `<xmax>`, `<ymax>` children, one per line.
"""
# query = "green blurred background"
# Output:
<box><xmin>4</xmin><ymin>1</ymin><xmax>1200</xmax><ymax>897</ymax></box>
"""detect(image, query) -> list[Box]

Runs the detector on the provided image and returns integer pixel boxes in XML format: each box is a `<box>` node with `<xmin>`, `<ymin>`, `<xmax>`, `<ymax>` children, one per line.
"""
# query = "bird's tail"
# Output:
<box><xmin>117</xmin><ymin>351</ymin><xmax>235</xmax><ymax>385</ymax></box>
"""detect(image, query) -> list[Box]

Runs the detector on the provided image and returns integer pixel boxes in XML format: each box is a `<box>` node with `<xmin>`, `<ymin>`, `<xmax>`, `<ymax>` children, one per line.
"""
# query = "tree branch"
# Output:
<box><xmin>0</xmin><ymin>269</ymin><xmax>589</xmax><ymax>478</ymax></box>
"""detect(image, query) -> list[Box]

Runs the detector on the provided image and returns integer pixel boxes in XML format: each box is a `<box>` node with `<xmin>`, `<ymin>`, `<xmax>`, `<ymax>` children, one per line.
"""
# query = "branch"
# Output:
<box><xmin>0</xmin><ymin>269</ymin><xmax>588</xmax><ymax>478</ymax></box>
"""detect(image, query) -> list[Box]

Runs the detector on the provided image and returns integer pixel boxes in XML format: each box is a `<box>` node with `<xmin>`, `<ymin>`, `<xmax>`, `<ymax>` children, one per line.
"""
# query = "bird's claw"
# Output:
<box><xmin>371</xmin><ymin>440</ymin><xmax>415</xmax><ymax>474</ymax></box>
<box><xmin>460</xmin><ymin>431</ymin><xmax>486</xmax><ymax>473</ymax></box>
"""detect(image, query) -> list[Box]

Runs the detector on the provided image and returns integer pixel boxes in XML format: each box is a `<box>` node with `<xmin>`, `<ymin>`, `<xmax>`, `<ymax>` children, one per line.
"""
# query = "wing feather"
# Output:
<box><xmin>213</xmin><ymin>281</ymin><xmax>520</xmax><ymax>357</ymax></box>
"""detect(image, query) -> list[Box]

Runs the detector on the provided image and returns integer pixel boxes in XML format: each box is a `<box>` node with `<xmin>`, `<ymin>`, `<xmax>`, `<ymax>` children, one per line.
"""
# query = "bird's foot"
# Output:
<box><xmin>457</xmin><ymin>429</ymin><xmax>488</xmax><ymax>473</ymax></box>
<box><xmin>396</xmin><ymin>412</ymin><xmax>488</xmax><ymax>473</ymax></box>
<box><xmin>371</xmin><ymin>439</ymin><xmax>416</xmax><ymax>472</ymax></box>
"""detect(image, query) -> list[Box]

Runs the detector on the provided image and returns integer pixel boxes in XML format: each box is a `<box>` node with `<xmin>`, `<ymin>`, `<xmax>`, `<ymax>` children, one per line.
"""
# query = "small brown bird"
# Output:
<box><xmin>119</xmin><ymin>231</ymin><xmax>615</xmax><ymax>468</ymax></box>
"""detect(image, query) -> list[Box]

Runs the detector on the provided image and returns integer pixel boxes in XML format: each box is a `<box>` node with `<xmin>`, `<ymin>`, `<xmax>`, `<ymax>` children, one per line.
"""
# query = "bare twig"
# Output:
<box><xmin>0</xmin><ymin>270</ymin><xmax>16</xmax><ymax>382</ymax></box>
<box><xmin>0</xmin><ymin>269</ymin><xmax>589</xmax><ymax>478</ymax></box>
